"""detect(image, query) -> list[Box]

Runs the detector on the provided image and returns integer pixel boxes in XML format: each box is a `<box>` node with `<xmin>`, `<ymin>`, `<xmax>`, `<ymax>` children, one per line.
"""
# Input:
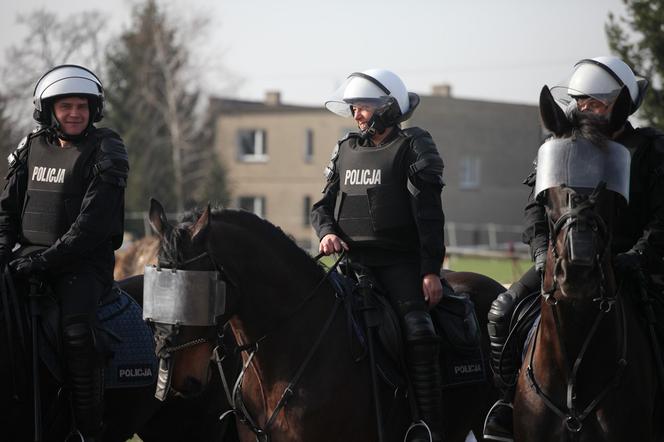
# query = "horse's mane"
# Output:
<box><xmin>179</xmin><ymin>207</ymin><xmax>326</xmax><ymax>278</ymax></box>
<box><xmin>563</xmin><ymin>108</ymin><xmax>612</xmax><ymax>148</ymax></box>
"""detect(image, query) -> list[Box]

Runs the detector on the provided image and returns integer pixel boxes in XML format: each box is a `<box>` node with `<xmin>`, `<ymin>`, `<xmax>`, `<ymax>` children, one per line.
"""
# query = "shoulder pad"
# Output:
<box><xmin>6</xmin><ymin>128</ymin><xmax>45</xmax><ymax>169</ymax></box>
<box><xmin>401</xmin><ymin>126</ymin><xmax>429</xmax><ymax>140</ymax></box>
<box><xmin>92</xmin><ymin>128</ymin><xmax>129</xmax><ymax>186</ymax></box>
<box><xmin>406</xmin><ymin>128</ymin><xmax>443</xmax><ymax>176</ymax></box>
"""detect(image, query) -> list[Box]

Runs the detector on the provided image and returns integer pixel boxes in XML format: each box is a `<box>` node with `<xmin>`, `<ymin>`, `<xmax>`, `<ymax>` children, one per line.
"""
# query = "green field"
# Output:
<box><xmin>446</xmin><ymin>256</ymin><xmax>532</xmax><ymax>285</ymax></box>
<box><xmin>319</xmin><ymin>254</ymin><xmax>531</xmax><ymax>285</ymax></box>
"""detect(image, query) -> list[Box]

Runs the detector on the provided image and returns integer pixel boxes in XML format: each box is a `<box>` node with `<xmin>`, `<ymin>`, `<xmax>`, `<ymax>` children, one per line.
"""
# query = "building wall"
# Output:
<box><xmin>215</xmin><ymin>110</ymin><xmax>353</xmax><ymax>249</ymax></box>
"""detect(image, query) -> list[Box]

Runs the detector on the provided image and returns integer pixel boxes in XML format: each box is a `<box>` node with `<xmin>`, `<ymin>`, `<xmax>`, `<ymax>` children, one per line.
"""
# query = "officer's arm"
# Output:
<box><xmin>522</xmin><ymin>163</ymin><xmax>548</xmax><ymax>261</ymax></box>
<box><xmin>311</xmin><ymin>178</ymin><xmax>339</xmax><ymax>240</ymax></box>
<box><xmin>407</xmin><ymin>132</ymin><xmax>445</xmax><ymax>276</ymax></box>
<box><xmin>40</xmin><ymin>132</ymin><xmax>129</xmax><ymax>266</ymax></box>
<box><xmin>0</xmin><ymin>154</ymin><xmax>29</xmax><ymax>259</ymax></box>
<box><xmin>311</xmin><ymin>142</ymin><xmax>342</xmax><ymax>240</ymax></box>
<box><xmin>631</xmin><ymin>140</ymin><xmax>664</xmax><ymax>266</ymax></box>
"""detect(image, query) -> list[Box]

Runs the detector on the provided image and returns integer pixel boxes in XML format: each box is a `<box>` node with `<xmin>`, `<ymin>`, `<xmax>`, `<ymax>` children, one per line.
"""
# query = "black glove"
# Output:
<box><xmin>9</xmin><ymin>254</ymin><xmax>49</xmax><ymax>277</ymax></box>
<box><xmin>613</xmin><ymin>250</ymin><xmax>642</xmax><ymax>274</ymax></box>
<box><xmin>534</xmin><ymin>248</ymin><xmax>547</xmax><ymax>273</ymax></box>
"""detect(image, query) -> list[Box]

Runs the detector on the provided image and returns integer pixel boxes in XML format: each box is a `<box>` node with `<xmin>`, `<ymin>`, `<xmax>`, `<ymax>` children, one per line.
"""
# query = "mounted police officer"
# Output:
<box><xmin>0</xmin><ymin>64</ymin><xmax>129</xmax><ymax>441</ymax></box>
<box><xmin>483</xmin><ymin>56</ymin><xmax>664</xmax><ymax>442</ymax></box>
<box><xmin>311</xmin><ymin>69</ymin><xmax>446</xmax><ymax>441</ymax></box>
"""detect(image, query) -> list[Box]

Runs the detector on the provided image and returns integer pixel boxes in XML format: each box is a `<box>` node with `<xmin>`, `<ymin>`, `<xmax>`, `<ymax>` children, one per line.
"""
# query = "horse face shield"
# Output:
<box><xmin>143</xmin><ymin>265</ymin><xmax>226</xmax><ymax>400</ymax></box>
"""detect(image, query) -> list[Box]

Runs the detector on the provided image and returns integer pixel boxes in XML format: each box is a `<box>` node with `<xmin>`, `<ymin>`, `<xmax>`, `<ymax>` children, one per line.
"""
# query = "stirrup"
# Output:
<box><xmin>483</xmin><ymin>400</ymin><xmax>514</xmax><ymax>442</ymax></box>
<box><xmin>65</xmin><ymin>428</ymin><xmax>85</xmax><ymax>442</ymax></box>
<box><xmin>403</xmin><ymin>420</ymin><xmax>432</xmax><ymax>442</ymax></box>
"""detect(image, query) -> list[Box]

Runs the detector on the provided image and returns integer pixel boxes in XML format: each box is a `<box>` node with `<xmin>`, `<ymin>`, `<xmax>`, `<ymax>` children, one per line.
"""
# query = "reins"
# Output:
<box><xmin>212</xmin><ymin>251</ymin><xmax>347</xmax><ymax>441</ymax></box>
<box><xmin>526</xmin><ymin>186</ymin><xmax>628</xmax><ymax>438</ymax></box>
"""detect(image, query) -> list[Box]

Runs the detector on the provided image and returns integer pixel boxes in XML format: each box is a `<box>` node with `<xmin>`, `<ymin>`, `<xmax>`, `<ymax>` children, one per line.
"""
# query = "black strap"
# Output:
<box><xmin>348</xmin><ymin>72</ymin><xmax>391</xmax><ymax>95</ymax></box>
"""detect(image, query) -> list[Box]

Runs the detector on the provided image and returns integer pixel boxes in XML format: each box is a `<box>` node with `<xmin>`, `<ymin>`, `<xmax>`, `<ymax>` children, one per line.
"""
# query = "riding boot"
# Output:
<box><xmin>483</xmin><ymin>276</ymin><xmax>535</xmax><ymax>442</ymax></box>
<box><xmin>63</xmin><ymin>320</ymin><xmax>104</xmax><ymax>440</ymax></box>
<box><xmin>403</xmin><ymin>311</ymin><xmax>443</xmax><ymax>442</ymax></box>
<box><xmin>408</xmin><ymin>338</ymin><xmax>443</xmax><ymax>442</ymax></box>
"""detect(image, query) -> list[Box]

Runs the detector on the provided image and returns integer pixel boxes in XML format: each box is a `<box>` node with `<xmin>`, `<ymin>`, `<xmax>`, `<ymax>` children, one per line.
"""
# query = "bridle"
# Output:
<box><xmin>526</xmin><ymin>183</ymin><xmax>628</xmax><ymax>438</ymax></box>
<box><xmin>214</xmin><ymin>252</ymin><xmax>347</xmax><ymax>442</ymax></box>
<box><xmin>148</xmin><ymin>249</ymin><xmax>226</xmax><ymax>400</ymax></box>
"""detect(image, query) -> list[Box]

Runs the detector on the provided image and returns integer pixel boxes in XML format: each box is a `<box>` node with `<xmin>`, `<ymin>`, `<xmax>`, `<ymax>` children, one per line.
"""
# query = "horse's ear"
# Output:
<box><xmin>190</xmin><ymin>204</ymin><xmax>211</xmax><ymax>242</ymax></box>
<box><xmin>148</xmin><ymin>198</ymin><xmax>170</xmax><ymax>238</ymax></box>
<box><xmin>608</xmin><ymin>86</ymin><xmax>631</xmax><ymax>135</ymax></box>
<box><xmin>539</xmin><ymin>85</ymin><xmax>572</xmax><ymax>136</ymax></box>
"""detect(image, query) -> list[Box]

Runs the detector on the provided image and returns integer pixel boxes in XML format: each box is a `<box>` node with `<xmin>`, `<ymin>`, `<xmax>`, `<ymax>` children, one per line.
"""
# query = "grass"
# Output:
<box><xmin>446</xmin><ymin>256</ymin><xmax>532</xmax><ymax>285</ymax></box>
<box><xmin>318</xmin><ymin>254</ymin><xmax>532</xmax><ymax>285</ymax></box>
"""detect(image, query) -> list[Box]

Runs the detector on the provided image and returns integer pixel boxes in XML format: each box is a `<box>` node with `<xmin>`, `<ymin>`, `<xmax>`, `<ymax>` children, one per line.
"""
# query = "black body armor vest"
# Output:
<box><xmin>334</xmin><ymin>133</ymin><xmax>417</xmax><ymax>248</ymax></box>
<box><xmin>22</xmin><ymin>135</ymin><xmax>97</xmax><ymax>246</ymax></box>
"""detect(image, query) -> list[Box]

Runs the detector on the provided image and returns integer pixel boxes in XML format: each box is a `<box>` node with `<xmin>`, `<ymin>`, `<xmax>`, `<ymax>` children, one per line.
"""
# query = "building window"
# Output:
<box><xmin>459</xmin><ymin>156</ymin><xmax>481</xmax><ymax>190</ymax></box>
<box><xmin>303</xmin><ymin>195</ymin><xmax>311</xmax><ymax>226</ymax></box>
<box><xmin>304</xmin><ymin>129</ymin><xmax>314</xmax><ymax>163</ymax></box>
<box><xmin>237</xmin><ymin>129</ymin><xmax>268</xmax><ymax>162</ymax></box>
<box><xmin>238</xmin><ymin>196</ymin><xmax>266</xmax><ymax>218</ymax></box>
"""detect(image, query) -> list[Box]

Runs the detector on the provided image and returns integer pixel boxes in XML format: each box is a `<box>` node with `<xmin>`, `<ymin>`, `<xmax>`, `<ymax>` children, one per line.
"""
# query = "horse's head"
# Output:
<box><xmin>536</xmin><ymin>86</ymin><xmax>631</xmax><ymax>301</ymax></box>
<box><xmin>143</xmin><ymin>198</ymin><xmax>225</xmax><ymax>400</ymax></box>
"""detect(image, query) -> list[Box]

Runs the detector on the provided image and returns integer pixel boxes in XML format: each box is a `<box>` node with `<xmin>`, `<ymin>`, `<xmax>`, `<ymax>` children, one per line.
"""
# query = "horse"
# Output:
<box><xmin>114</xmin><ymin>235</ymin><xmax>159</xmax><ymax>280</ymax></box>
<box><xmin>144</xmin><ymin>198</ymin><xmax>505</xmax><ymax>442</ymax></box>
<box><xmin>513</xmin><ymin>86</ymin><xmax>663</xmax><ymax>441</ymax></box>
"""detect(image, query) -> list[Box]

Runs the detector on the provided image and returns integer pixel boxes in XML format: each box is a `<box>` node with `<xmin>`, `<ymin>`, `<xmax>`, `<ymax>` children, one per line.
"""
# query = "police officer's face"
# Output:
<box><xmin>576</xmin><ymin>96</ymin><xmax>614</xmax><ymax>117</ymax></box>
<box><xmin>352</xmin><ymin>103</ymin><xmax>376</xmax><ymax>132</ymax></box>
<box><xmin>53</xmin><ymin>96</ymin><xmax>90</xmax><ymax>136</ymax></box>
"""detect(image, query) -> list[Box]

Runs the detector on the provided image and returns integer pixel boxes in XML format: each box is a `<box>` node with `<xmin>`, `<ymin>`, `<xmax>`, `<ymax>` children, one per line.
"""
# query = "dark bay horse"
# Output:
<box><xmin>513</xmin><ymin>86</ymin><xmax>663</xmax><ymax>441</ymax></box>
<box><xmin>146</xmin><ymin>198</ymin><xmax>504</xmax><ymax>442</ymax></box>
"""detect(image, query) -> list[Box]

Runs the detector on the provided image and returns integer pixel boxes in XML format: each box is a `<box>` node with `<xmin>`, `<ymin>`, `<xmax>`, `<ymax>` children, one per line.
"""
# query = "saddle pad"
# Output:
<box><xmin>432</xmin><ymin>291</ymin><xmax>487</xmax><ymax>388</ymax></box>
<box><xmin>522</xmin><ymin>314</ymin><xmax>541</xmax><ymax>363</ymax></box>
<box><xmin>98</xmin><ymin>291</ymin><xmax>157</xmax><ymax>389</ymax></box>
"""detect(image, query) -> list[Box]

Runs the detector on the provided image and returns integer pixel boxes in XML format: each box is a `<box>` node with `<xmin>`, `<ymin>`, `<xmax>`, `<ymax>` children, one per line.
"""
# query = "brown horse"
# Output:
<box><xmin>513</xmin><ymin>86</ymin><xmax>663</xmax><ymax>441</ymax></box>
<box><xmin>114</xmin><ymin>235</ymin><xmax>159</xmax><ymax>280</ymax></box>
<box><xmin>145</xmin><ymin>198</ymin><xmax>504</xmax><ymax>442</ymax></box>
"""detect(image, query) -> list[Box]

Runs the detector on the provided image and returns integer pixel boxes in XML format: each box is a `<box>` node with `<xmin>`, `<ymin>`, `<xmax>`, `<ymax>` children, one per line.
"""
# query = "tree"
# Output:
<box><xmin>606</xmin><ymin>0</ymin><xmax>664</xmax><ymax>128</ymax></box>
<box><xmin>0</xmin><ymin>9</ymin><xmax>107</xmax><ymax>133</ymax></box>
<box><xmin>104</xmin><ymin>0</ymin><xmax>229</xmax><ymax>217</ymax></box>
<box><xmin>0</xmin><ymin>94</ymin><xmax>15</xmax><ymax>178</ymax></box>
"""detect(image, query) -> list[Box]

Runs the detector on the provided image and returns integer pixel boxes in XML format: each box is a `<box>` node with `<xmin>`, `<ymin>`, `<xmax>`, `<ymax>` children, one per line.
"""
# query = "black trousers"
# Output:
<box><xmin>370</xmin><ymin>262</ymin><xmax>428</xmax><ymax>319</ymax></box>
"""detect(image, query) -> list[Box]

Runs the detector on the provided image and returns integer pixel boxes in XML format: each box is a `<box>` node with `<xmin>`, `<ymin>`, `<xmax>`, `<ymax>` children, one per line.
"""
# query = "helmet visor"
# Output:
<box><xmin>325</xmin><ymin>76</ymin><xmax>392</xmax><ymax>117</ymax></box>
<box><xmin>549</xmin><ymin>70</ymin><xmax>622</xmax><ymax>111</ymax></box>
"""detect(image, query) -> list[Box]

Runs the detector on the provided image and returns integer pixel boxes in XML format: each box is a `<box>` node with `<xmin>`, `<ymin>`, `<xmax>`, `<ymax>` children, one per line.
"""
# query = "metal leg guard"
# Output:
<box><xmin>63</xmin><ymin>321</ymin><xmax>104</xmax><ymax>441</ymax></box>
<box><xmin>404</xmin><ymin>311</ymin><xmax>443</xmax><ymax>442</ymax></box>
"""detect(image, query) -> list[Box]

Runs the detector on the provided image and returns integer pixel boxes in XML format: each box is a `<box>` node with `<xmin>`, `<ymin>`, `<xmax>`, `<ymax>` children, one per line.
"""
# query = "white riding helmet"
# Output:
<box><xmin>33</xmin><ymin>64</ymin><xmax>104</xmax><ymax>124</ymax></box>
<box><xmin>325</xmin><ymin>69</ymin><xmax>416</xmax><ymax>121</ymax></box>
<box><xmin>566</xmin><ymin>56</ymin><xmax>647</xmax><ymax>114</ymax></box>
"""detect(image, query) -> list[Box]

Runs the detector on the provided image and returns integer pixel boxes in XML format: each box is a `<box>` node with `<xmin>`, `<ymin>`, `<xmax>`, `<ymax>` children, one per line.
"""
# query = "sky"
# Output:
<box><xmin>0</xmin><ymin>0</ymin><xmax>630</xmax><ymax>107</ymax></box>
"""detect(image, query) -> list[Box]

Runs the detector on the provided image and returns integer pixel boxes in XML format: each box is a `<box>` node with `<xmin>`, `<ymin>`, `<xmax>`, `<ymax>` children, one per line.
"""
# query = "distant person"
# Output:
<box><xmin>483</xmin><ymin>56</ymin><xmax>664</xmax><ymax>442</ymax></box>
<box><xmin>0</xmin><ymin>64</ymin><xmax>129</xmax><ymax>441</ymax></box>
<box><xmin>311</xmin><ymin>68</ymin><xmax>446</xmax><ymax>441</ymax></box>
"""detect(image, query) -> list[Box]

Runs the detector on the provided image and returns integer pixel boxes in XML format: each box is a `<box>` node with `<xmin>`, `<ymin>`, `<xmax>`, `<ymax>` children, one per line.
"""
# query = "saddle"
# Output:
<box><xmin>329</xmin><ymin>269</ymin><xmax>486</xmax><ymax>390</ymax></box>
<box><xmin>8</xmin><ymin>277</ymin><xmax>157</xmax><ymax>389</ymax></box>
